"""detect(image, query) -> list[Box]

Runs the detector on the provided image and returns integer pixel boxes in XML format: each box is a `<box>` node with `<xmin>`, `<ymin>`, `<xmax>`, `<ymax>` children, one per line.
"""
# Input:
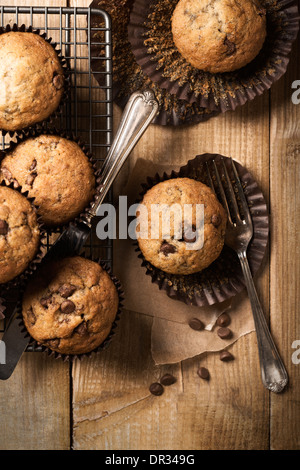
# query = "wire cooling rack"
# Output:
<box><xmin>0</xmin><ymin>6</ymin><xmax>113</xmax><ymax>337</ymax></box>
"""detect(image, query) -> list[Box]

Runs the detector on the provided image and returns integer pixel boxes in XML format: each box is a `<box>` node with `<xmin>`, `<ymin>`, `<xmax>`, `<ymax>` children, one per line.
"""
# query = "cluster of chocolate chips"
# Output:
<box><xmin>190</xmin><ymin>312</ymin><xmax>235</xmax><ymax>381</ymax></box>
<box><xmin>149</xmin><ymin>373</ymin><xmax>177</xmax><ymax>396</ymax></box>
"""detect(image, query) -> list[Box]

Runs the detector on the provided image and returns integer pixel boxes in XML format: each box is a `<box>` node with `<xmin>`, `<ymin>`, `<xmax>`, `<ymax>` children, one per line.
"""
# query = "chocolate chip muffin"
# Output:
<box><xmin>171</xmin><ymin>0</ymin><xmax>267</xmax><ymax>73</ymax></box>
<box><xmin>0</xmin><ymin>134</ymin><xmax>96</xmax><ymax>227</ymax></box>
<box><xmin>0</xmin><ymin>31</ymin><xmax>65</xmax><ymax>132</ymax></box>
<box><xmin>136</xmin><ymin>178</ymin><xmax>227</xmax><ymax>275</ymax></box>
<box><xmin>0</xmin><ymin>186</ymin><xmax>40</xmax><ymax>284</ymax></box>
<box><xmin>22</xmin><ymin>256</ymin><xmax>120</xmax><ymax>355</ymax></box>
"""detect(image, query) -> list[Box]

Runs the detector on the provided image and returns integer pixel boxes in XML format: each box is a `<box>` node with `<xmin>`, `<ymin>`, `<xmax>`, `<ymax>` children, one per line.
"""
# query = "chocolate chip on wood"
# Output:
<box><xmin>149</xmin><ymin>382</ymin><xmax>164</xmax><ymax>396</ymax></box>
<box><xmin>160</xmin><ymin>373</ymin><xmax>176</xmax><ymax>386</ymax></box>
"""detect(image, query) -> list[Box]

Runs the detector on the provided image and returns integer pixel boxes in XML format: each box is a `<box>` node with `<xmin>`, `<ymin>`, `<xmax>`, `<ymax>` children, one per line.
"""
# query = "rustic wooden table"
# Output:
<box><xmin>0</xmin><ymin>0</ymin><xmax>299</xmax><ymax>450</ymax></box>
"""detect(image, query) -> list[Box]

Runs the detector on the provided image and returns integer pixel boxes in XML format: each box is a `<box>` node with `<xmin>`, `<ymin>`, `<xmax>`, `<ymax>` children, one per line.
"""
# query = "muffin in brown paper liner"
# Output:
<box><xmin>0</xmin><ymin>180</ymin><xmax>47</xmax><ymax>296</ymax></box>
<box><xmin>135</xmin><ymin>154</ymin><xmax>269</xmax><ymax>307</ymax></box>
<box><xmin>16</xmin><ymin>254</ymin><xmax>123</xmax><ymax>362</ymax></box>
<box><xmin>89</xmin><ymin>0</ymin><xmax>220</xmax><ymax>126</ymax></box>
<box><xmin>0</xmin><ymin>23</ymin><xmax>69</xmax><ymax>137</ymax></box>
<box><xmin>0</xmin><ymin>127</ymin><xmax>103</xmax><ymax>233</ymax></box>
<box><xmin>128</xmin><ymin>0</ymin><xmax>300</xmax><ymax>113</ymax></box>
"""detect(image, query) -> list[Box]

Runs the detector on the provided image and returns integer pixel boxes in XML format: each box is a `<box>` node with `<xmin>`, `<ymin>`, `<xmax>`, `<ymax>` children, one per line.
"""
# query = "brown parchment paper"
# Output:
<box><xmin>113</xmin><ymin>159</ymin><xmax>257</xmax><ymax>365</ymax></box>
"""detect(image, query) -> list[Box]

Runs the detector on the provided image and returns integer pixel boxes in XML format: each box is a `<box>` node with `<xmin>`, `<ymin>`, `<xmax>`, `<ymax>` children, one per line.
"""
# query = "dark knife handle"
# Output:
<box><xmin>0</xmin><ymin>307</ymin><xmax>29</xmax><ymax>380</ymax></box>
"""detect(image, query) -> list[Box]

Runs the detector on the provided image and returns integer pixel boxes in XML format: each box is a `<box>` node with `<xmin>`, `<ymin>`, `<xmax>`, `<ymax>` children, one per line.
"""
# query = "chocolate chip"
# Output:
<box><xmin>160</xmin><ymin>241</ymin><xmax>177</xmax><ymax>256</ymax></box>
<box><xmin>211</xmin><ymin>214</ymin><xmax>221</xmax><ymax>227</ymax></box>
<box><xmin>183</xmin><ymin>224</ymin><xmax>197</xmax><ymax>243</ymax></box>
<box><xmin>26</xmin><ymin>172</ymin><xmax>37</xmax><ymax>186</ymax></box>
<box><xmin>224</xmin><ymin>37</ymin><xmax>236</xmax><ymax>56</ymax></box>
<box><xmin>188</xmin><ymin>318</ymin><xmax>204</xmax><ymax>331</ymax></box>
<box><xmin>197</xmin><ymin>367</ymin><xmax>210</xmax><ymax>380</ymax></box>
<box><xmin>217</xmin><ymin>327</ymin><xmax>232</xmax><ymax>339</ymax></box>
<box><xmin>220</xmin><ymin>351</ymin><xmax>234</xmax><ymax>362</ymax></box>
<box><xmin>74</xmin><ymin>321</ymin><xmax>87</xmax><ymax>336</ymax></box>
<box><xmin>53</xmin><ymin>73</ymin><xmax>64</xmax><ymax>90</ymax></box>
<box><xmin>149</xmin><ymin>382</ymin><xmax>164</xmax><ymax>396</ymax></box>
<box><xmin>29</xmin><ymin>159</ymin><xmax>37</xmax><ymax>171</ymax></box>
<box><xmin>60</xmin><ymin>300</ymin><xmax>75</xmax><ymax>314</ymax></box>
<box><xmin>58</xmin><ymin>284</ymin><xmax>77</xmax><ymax>298</ymax></box>
<box><xmin>160</xmin><ymin>373</ymin><xmax>176</xmax><ymax>386</ymax></box>
<box><xmin>0</xmin><ymin>219</ymin><xmax>8</xmax><ymax>235</ymax></box>
<box><xmin>216</xmin><ymin>312</ymin><xmax>231</xmax><ymax>327</ymax></box>
<box><xmin>40</xmin><ymin>296</ymin><xmax>52</xmax><ymax>308</ymax></box>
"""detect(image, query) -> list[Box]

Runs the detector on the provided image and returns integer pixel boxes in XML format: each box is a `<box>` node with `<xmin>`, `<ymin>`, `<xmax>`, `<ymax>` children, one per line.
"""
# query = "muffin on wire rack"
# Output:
<box><xmin>0</xmin><ymin>24</ymin><xmax>67</xmax><ymax>134</ymax></box>
<box><xmin>0</xmin><ymin>130</ymin><xmax>97</xmax><ymax>228</ymax></box>
<box><xmin>21</xmin><ymin>256</ymin><xmax>123</xmax><ymax>359</ymax></box>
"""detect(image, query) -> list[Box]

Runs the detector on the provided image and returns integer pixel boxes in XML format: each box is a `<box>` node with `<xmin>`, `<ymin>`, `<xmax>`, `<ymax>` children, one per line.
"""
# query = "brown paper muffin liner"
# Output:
<box><xmin>0</xmin><ymin>296</ymin><xmax>6</xmax><ymax>320</ymax></box>
<box><xmin>128</xmin><ymin>0</ymin><xmax>300</xmax><ymax>113</ymax></box>
<box><xmin>0</xmin><ymin>126</ymin><xmax>103</xmax><ymax>234</ymax></box>
<box><xmin>0</xmin><ymin>23</ymin><xmax>70</xmax><ymax>137</ymax></box>
<box><xmin>89</xmin><ymin>0</ymin><xmax>220</xmax><ymax>126</ymax></box>
<box><xmin>0</xmin><ymin>180</ymin><xmax>47</xmax><ymax>296</ymax></box>
<box><xmin>16</xmin><ymin>254</ymin><xmax>124</xmax><ymax>361</ymax></box>
<box><xmin>135</xmin><ymin>154</ymin><xmax>269</xmax><ymax>307</ymax></box>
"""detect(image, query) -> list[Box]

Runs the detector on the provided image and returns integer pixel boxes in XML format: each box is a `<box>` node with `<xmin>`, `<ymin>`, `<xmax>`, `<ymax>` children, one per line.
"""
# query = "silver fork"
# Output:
<box><xmin>207</xmin><ymin>157</ymin><xmax>288</xmax><ymax>393</ymax></box>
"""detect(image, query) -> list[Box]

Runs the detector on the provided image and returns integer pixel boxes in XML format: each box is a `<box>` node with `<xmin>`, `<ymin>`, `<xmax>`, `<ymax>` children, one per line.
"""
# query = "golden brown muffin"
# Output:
<box><xmin>171</xmin><ymin>0</ymin><xmax>267</xmax><ymax>73</ymax></box>
<box><xmin>0</xmin><ymin>186</ymin><xmax>40</xmax><ymax>284</ymax></box>
<box><xmin>22</xmin><ymin>256</ymin><xmax>119</xmax><ymax>355</ymax></box>
<box><xmin>0</xmin><ymin>134</ymin><xmax>96</xmax><ymax>227</ymax></box>
<box><xmin>136</xmin><ymin>178</ymin><xmax>227</xmax><ymax>275</ymax></box>
<box><xmin>0</xmin><ymin>31</ymin><xmax>64</xmax><ymax>132</ymax></box>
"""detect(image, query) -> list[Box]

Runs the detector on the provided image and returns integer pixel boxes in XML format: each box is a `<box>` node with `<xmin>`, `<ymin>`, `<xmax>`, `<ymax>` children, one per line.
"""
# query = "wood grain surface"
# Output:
<box><xmin>0</xmin><ymin>0</ymin><xmax>299</xmax><ymax>450</ymax></box>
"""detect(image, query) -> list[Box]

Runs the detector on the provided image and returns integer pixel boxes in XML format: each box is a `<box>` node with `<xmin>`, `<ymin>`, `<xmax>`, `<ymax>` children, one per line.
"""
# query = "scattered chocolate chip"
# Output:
<box><xmin>183</xmin><ymin>224</ymin><xmax>197</xmax><ymax>243</ymax></box>
<box><xmin>58</xmin><ymin>284</ymin><xmax>77</xmax><ymax>298</ymax></box>
<box><xmin>26</xmin><ymin>172</ymin><xmax>37</xmax><ymax>186</ymax></box>
<box><xmin>188</xmin><ymin>317</ymin><xmax>204</xmax><ymax>331</ymax></box>
<box><xmin>60</xmin><ymin>300</ymin><xmax>75</xmax><ymax>314</ymax></box>
<box><xmin>53</xmin><ymin>73</ymin><xmax>64</xmax><ymax>90</ymax></box>
<box><xmin>216</xmin><ymin>312</ymin><xmax>231</xmax><ymax>327</ymax></box>
<box><xmin>74</xmin><ymin>321</ymin><xmax>87</xmax><ymax>336</ymax></box>
<box><xmin>160</xmin><ymin>373</ymin><xmax>176</xmax><ymax>386</ymax></box>
<box><xmin>224</xmin><ymin>36</ymin><xmax>236</xmax><ymax>56</ymax></box>
<box><xmin>197</xmin><ymin>367</ymin><xmax>210</xmax><ymax>380</ymax></box>
<box><xmin>211</xmin><ymin>214</ymin><xmax>221</xmax><ymax>227</ymax></box>
<box><xmin>220</xmin><ymin>351</ymin><xmax>234</xmax><ymax>362</ymax></box>
<box><xmin>0</xmin><ymin>219</ymin><xmax>8</xmax><ymax>235</ymax></box>
<box><xmin>149</xmin><ymin>382</ymin><xmax>164</xmax><ymax>396</ymax></box>
<box><xmin>217</xmin><ymin>327</ymin><xmax>232</xmax><ymax>340</ymax></box>
<box><xmin>160</xmin><ymin>241</ymin><xmax>177</xmax><ymax>256</ymax></box>
<box><xmin>29</xmin><ymin>160</ymin><xmax>37</xmax><ymax>171</ymax></box>
<box><xmin>40</xmin><ymin>296</ymin><xmax>52</xmax><ymax>308</ymax></box>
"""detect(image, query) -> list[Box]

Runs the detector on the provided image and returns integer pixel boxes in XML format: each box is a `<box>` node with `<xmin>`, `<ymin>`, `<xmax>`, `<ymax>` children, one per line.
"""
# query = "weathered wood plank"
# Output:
<box><xmin>270</xmin><ymin>34</ymin><xmax>300</xmax><ymax>450</ymax></box>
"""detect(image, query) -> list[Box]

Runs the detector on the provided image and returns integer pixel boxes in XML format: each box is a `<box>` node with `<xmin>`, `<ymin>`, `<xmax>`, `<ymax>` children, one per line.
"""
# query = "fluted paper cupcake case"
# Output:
<box><xmin>0</xmin><ymin>23</ymin><xmax>70</xmax><ymax>137</ymax></box>
<box><xmin>0</xmin><ymin>126</ymin><xmax>103</xmax><ymax>234</ymax></box>
<box><xmin>89</xmin><ymin>0</ymin><xmax>220</xmax><ymax>126</ymax></box>
<box><xmin>135</xmin><ymin>154</ymin><xmax>269</xmax><ymax>307</ymax></box>
<box><xmin>16</xmin><ymin>254</ymin><xmax>124</xmax><ymax>362</ymax></box>
<box><xmin>0</xmin><ymin>180</ymin><xmax>47</xmax><ymax>296</ymax></box>
<box><xmin>128</xmin><ymin>0</ymin><xmax>300</xmax><ymax>113</ymax></box>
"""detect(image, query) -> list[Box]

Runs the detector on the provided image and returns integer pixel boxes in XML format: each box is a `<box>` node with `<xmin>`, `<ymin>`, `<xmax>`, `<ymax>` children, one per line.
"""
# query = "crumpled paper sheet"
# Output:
<box><xmin>113</xmin><ymin>158</ymin><xmax>255</xmax><ymax>365</ymax></box>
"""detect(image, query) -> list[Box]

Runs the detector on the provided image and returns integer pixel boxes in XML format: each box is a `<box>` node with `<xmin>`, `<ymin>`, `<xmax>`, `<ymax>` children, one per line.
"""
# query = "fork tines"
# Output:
<box><xmin>206</xmin><ymin>157</ymin><xmax>252</xmax><ymax>227</ymax></box>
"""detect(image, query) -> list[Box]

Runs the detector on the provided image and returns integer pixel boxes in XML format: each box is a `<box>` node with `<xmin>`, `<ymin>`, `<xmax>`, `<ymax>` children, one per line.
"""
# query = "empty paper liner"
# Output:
<box><xmin>89</xmin><ymin>0</ymin><xmax>220</xmax><ymax>126</ymax></box>
<box><xmin>135</xmin><ymin>154</ymin><xmax>269</xmax><ymax>307</ymax></box>
<box><xmin>128</xmin><ymin>0</ymin><xmax>299</xmax><ymax>113</ymax></box>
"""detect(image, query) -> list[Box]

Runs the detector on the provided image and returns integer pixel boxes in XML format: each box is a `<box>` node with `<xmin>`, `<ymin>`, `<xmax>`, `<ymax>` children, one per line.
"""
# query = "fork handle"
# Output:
<box><xmin>238</xmin><ymin>250</ymin><xmax>288</xmax><ymax>393</ymax></box>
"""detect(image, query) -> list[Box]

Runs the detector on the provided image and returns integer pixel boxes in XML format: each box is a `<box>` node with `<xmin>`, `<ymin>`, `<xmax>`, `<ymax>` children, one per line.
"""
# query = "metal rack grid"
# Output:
<box><xmin>0</xmin><ymin>6</ymin><xmax>114</xmax><ymax>336</ymax></box>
